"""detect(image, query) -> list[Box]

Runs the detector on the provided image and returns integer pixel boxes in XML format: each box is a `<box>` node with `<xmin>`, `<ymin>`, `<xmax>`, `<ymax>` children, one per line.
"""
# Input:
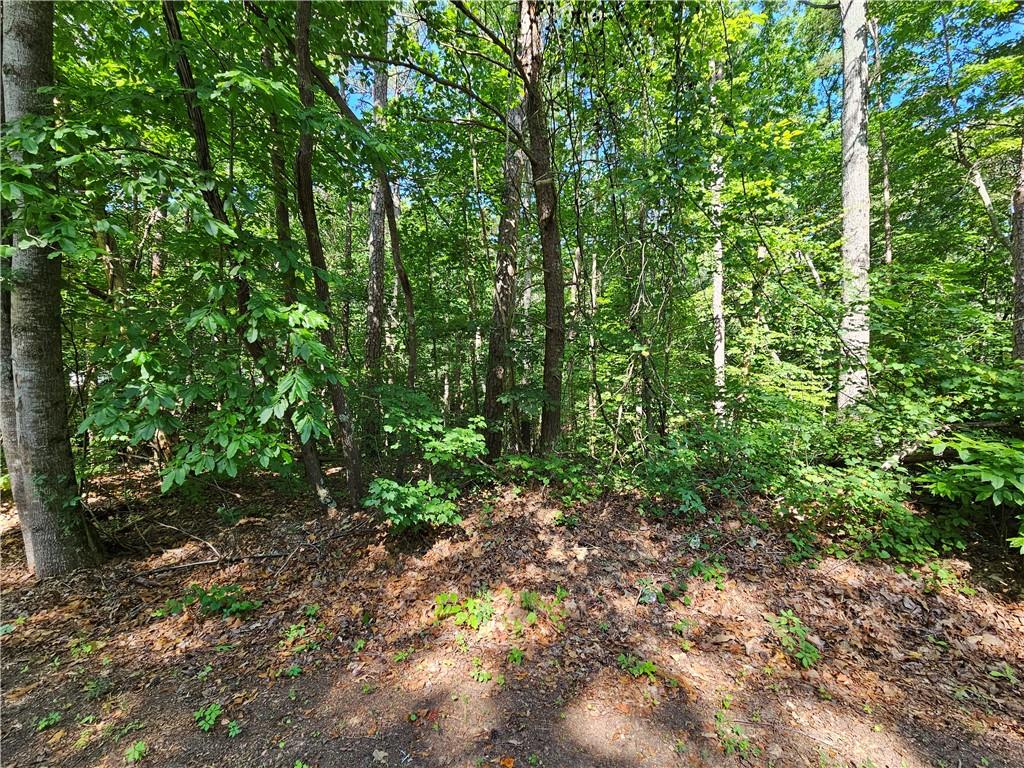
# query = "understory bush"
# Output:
<box><xmin>780</xmin><ymin>465</ymin><xmax>951</xmax><ymax>563</ymax></box>
<box><xmin>363</xmin><ymin>478</ymin><xmax>460</xmax><ymax>532</ymax></box>
<box><xmin>363</xmin><ymin>389</ymin><xmax>486</xmax><ymax>531</ymax></box>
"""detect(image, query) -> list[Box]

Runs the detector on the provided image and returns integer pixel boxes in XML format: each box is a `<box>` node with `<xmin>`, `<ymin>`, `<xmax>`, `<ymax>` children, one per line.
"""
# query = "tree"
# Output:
<box><xmin>1013</xmin><ymin>134</ymin><xmax>1024</xmax><ymax>360</ymax></box>
<box><xmin>483</xmin><ymin>101</ymin><xmax>527</xmax><ymax>459</ymax></box>
<box><xmin>2</xmin><ymin>0</ymin><xmax>102</xmax><ymax>577</ymax></box>
<box><xmin>366</xmin><ymin>62</ymin><xmax>388</xmax><ymax>385</ymax></box>
<box><xmin>293</xmin><ymin>0</ymin><xmax>362</xmax><ymax>502</ymax></box>
<box><xmin>517</xmin><ymin>0</ymin><xmax>564</xmax><ymax>451</ymax></box>
<box><xmin>837</xmin><ymin>0</ymin><xmax>871</xmax><ymax>410</ymax></box>
<box><xmin>709</xmin><ymin>60</ymin><xmax>726</xmax><ymax>419</ymax></box>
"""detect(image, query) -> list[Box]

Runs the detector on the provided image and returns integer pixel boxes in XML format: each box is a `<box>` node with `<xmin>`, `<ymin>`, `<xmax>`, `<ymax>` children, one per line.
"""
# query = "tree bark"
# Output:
<box><xmin>366</xmin><ymin>62</ymin><xmax>387</xmax><ymax>384</ymax></box>
<box><xmin>518</xmin><ymin>0</ymin><xmax>564</xmax><ymax>452</ymax></box>
<box><xmin>3</xmin><ymin>0</ymin><xmax>103</xmax><ymax>577</ymax></box>
<box><xmin>262</xmin><ymin>45</ymin><xmax>336</xmax><ymax>512</ymax></box>
<box><xmin>294</xmin><ymin>0</ymin><xmax>362</xmax><ymax>503</ymax></box>
<box><xmin>1012</xmin><ymin>133</ymin><xmax>1024</xmax><ymax>360</ymax></box>
<box><xmin>837</xmin><ymin>0</ymin><xmax>871</xmax><ymax>410</ymax></box>
<box><xmin>483</xmin><ymin>101</ymin><xmax>527</xmax><ymax>459</ymax></box>
<box><xmin>709</xmin><ymin>60</ymin><xmax>726</xmax><ymax>419</ymax></box>
<box><xmin>867</xmin><ymin>18</ymin><xmax>893</xmax><ymax>265</ymax></box>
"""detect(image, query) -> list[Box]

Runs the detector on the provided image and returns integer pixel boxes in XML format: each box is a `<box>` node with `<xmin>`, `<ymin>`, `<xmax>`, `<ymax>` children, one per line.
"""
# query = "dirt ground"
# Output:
<box><xmin>2</xmin><ymin>472</ymin><xmax>1022</xmax><ymax>768</ymax></box>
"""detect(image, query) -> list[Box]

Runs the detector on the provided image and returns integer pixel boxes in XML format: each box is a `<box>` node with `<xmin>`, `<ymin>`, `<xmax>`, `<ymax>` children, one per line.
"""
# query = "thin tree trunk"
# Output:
<box><xmin>837</xmin><ymin>0</ymin><xmax>871</xmax><ymax>410</ymax></box>
<box><xmin>868</xmin><ymin>18</ymin><xmax>894</xmax><ymax>265</ymax></box>
<box><xmin>366</xmin><ymin>62</ymin><xmax>387</xmax><ymax>383</ymax></box>
<box><xmin>518</xmin><ymin>0</ymin><xmax>564</xmax><ymax>452</ymax></box>
<box><xmin>263</xmin><ymin>45</ymin><xmax>336</xmax><ymax>512</ymax></box>
<box><xmin>3</xmin><ymin>0</ymin><xmax>102</xmax><ymax>577</ymax></box>
<box><xmin>294</xmin><ymin>0</ymin><xmax>361</xmax><ymax>503</ymax></box>
<box><xmin>383</xmin><ymin>180</ymin><xmax>416</xmax><ymax>388</ymax></box>
<box><xmin>1012</xmin><ymin>133</ymin><xmax>1024</xmax><ymax>360</ymax></box>
<box><xmin>342</xmin><ymin>197</ymin><xmax>353</xmax><ymax>362</ymax></box>
<box><xmin>710</xmin><ymin>60</ymin><xmax>726</xmax><ymax>419</ymax></box>
<box><xmin>969</xmin><ymin>164</ymin><xmax>1013</xmax><ymax>254</ymax></box>
<box><xmin>483</xmin><ymin>101</ymin><xmax>527</xmax><ymax>459</ymax></box>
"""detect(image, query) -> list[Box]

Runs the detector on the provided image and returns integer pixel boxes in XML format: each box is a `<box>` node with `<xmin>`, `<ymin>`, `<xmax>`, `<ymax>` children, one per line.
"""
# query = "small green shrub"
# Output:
<box><xmin>36</xmin><ymin>711</ymin><xmax>62</xmax><ymax>731</ymax></box>
<box><xmin>153</xmin><ymin>584</ymin><xmax>260</xmax><ymax>619</ymax></box>
<box><xmin>782</xmin><ymin>465</ymin><xmax>946</xmax><ymax>563</ymax></box>
<box><xmin>616</xmin><ymin>653</ymin><xmax>657</xmax><ymax>681</ymax></box>
<box><xmin>124</xmin><ymin>740</ymin><xmax>148</xmax><ymax>764</ymax></box>
<box><xmin>469</xmin><ymin>657</ymin><xmax>492</xmax><ymax>683</ymax></box>
<box><xmin>193</xmin><ymin>702</ymin><xmax>222</xmax><ymax>733</ymax></box>
<box><xmin>434</xmin><ymin>590</ymin><xmax>494</xmax><ymax>630</ymax></box>
<box><xmin>766</xmin><ymin>610</ymin><xmax>820</xmax><ymax>668</ymax></box>
<box><xmin>363</xmin><ymin>478</ymin><xmax>461</xmax><ymax>531</ymax></box>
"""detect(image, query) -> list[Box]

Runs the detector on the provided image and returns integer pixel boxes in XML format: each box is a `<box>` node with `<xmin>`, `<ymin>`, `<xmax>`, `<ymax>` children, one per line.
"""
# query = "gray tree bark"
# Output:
<box><xmin>518</xmin><ymin>0</ymin><xmax>564</xmax><ymax>452</ymax></box>
<box><xmin>2</xmin><ymin>0</ymin><xmax>102</xmax><ymax>577</ymax></box>
<box><xmin>837</xmin><ymin>0</ymin><xmax>871</xmax><ymax>410</ymax></box>
<box><xmin>483</xmin><ymin>101</ymin><xmax>527</xmax><ymax>459</ymax></box>
<box><xmin>867</xmin><ymin>18</ymin><xmax>894</xmax><ymax>265</ymax></box>
<box><xmin>709</xmin><ymin>60</ymin><xmax>726</xmax><ymax>419</ymax></box>
<box><xmin>1012</xmin><ymin>134</ymin><xmax>1024</xmax><ymax>360</ymax></box>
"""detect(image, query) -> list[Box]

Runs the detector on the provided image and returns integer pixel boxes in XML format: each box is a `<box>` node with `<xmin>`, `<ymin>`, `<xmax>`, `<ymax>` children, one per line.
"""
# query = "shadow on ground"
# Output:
<box><xmin>2</xmin><ymin>476</ymin><xmax>1022</xmax><ymax>768</ymax></box>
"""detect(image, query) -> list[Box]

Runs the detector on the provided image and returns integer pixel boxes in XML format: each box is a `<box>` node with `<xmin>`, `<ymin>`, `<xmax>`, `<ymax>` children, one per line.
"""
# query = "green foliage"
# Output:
<box><xmin>153</xmin><ymin>584</ymin><xmax>261</xmax><ymax>619</ymax></box>
<box><xmin>616</xmin><ymin>653</ymin><xmax>658</xmax><ymax>681</ymax></box>
<box><xmin>919</xmin><ymin>435</ymin><xmax>1024</xmax><ymax>552</ymax></box>
<box><xmin>507</xmin><ymin>647</ymin><xmax>525</xmax><ymax>665</ymax></box>
<box><xmin>499</xmin><ymin>454</ymin><xmax>599</xmax><ymax>505</ymax></box>
<box><xmin>782</xmin><ymin>465</ymin><xmax>947</xmax><ymax>563</ymax></box>
<box><xmin>689</xmin><ymin>558</ymin><xmax>728</xmax><ymax>590</ymax></box>
<box><xmin>36</xmin><ymin>711</ymin><xmax>62</xmax><ymax>731</ymax></box>
<box><xmin>193</xmin><ymin>702</ymin><xmax>222</xmax><ymax>733</ymax></box>
<box><xmin>123</xmin><ymin>740</ymin><xmax>148</xmax><ymax>764</ymax></box>
<box><xmin>364</xmin><ymin>478</ymin><xmax>460</xmax><ymax>531</ymax></box>
<box><xmin>988</xmin><ymin>662</ymin><xmax>1018</xmax><ymax>686</ymax></box>
<box><xmin>469</xmin><ymin>657</ymin><xmax>492</xmax><ymax>683</ymax></box>
<box><xmin>434</xmin><ymin>590</ymin><xmax>494</xmax><ymax>631</ymax></box>
<box><xmin>766</xmin><ymin>610</ymin><xmax>821</xmax><ymax>668</ymax></box>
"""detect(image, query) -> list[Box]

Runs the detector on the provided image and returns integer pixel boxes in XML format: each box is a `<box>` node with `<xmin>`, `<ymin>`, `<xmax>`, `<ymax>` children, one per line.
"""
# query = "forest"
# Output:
<box><xmin>0</xmin><ymin>0</ymin><xmax>1022</xmax><ymax>766</ymax></box>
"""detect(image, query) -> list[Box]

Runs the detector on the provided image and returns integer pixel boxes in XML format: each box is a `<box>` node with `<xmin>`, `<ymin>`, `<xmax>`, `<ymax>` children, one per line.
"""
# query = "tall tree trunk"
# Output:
<box><xmin>837</xmin><ymin>0</ymin><xmax>871</xmax><ymax>410</ymax></box>
<box><xmin>342</xmin><ymin>197</ymin><xmax>354</xmax><ymax>362</ymax></box>
<box><xmin>518</xmin><ymin>0</ymin><xmax>564</xmax><ymax>452</ymax></box>
<box><xmin>868</xmin><ymin>18</ymin><xmax>894</xmax><ymax>266</ymax></box>
<box><xmin>483</xmin><ymin>101</ymin><xmax>527</xmax><ymax>459</ymax></box>
<box><xmin>383</xmin><ymin>180</ymin><xmax>416</xmax><ymax>388</ymax></box>
<box><xmin>263</xmin><ymin>45</ymin><xmax>336</xmax><ymax>512</ymax></box>
<box><xmin>1012</xmin><ymin>134</ymin><xmax>1024</xmax><ymax>360</ymax></box>
<box><xmin>294</xmin><ymin>0</ymin><xmax>361</xmax><ymax>503</ymax></box>
<box><xmin>709</xmin><ymin>60</ymin><xmax>726</xmax><ymax>419</ymax></box>
<box><xmin>366</xmin><ymin>62</ymin><xmax>387</xmax><ymax>384</ymax></box>
<box><xmin>3</xmin><ymin>0</ymin><xmax>102</xmax><ymax>577</ymax></box>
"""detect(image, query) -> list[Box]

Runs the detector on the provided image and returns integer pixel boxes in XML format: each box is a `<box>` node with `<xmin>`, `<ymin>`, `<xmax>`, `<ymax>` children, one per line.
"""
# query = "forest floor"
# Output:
<box><xmin>1</xmin><ymin>470</ymin><xmax>1023</xmax><ymax>768</ymax></box>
